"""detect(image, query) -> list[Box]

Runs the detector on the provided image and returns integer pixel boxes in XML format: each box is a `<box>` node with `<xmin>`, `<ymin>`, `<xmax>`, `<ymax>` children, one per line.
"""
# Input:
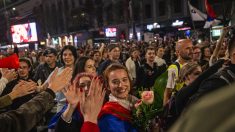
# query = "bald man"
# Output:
<box><xmin>163</xmin><ymin>39</ymin><xmax>193</xmax><ymax>106</ymax></box>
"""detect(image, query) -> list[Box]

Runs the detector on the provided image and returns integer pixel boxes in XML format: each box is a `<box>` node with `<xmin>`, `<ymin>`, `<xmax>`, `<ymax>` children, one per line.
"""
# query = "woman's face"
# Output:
<box><xmin>84</xmin><ymin>59</ymin><xmax>96</xmax><ymax>73</ymax></box>
<box><xmin>78</xmin><ymin>76</ymin><xmax>91</xmax><ymax>95</ymax></box>
<box><xmin>186</xmin><ymin>66</ymin><xmax>202</xmax><ymax>84</ymax></box>
<box><xmin>131</xmin><ymin>50</ymin><xmax>140</xmax><ymax>59</ymax></box>
<box><xmin>63</xmin><ymin>49</ymin><xmax>75</xmax><ymax>67</ymax></box>
<box><xmin>204</xmin><ymin>48</ymin><xmax>211</xmax><ymax>57</ymax></box>
<box><xmin>108</xmin><ymin>69</ymin><xmax>130</xmax><ymax>99</ymax></box>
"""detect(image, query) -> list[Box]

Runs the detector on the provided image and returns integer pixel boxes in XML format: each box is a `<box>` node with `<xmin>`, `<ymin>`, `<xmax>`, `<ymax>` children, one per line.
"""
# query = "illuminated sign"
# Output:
<box><xmin>105</xmin><ymin>28</ymin><xmax>117</xmax><ymax>37</ymax></box>
<box><xmin>11</xmin><ymin>22</ymin><xmax>38</xmax><ymax>43</ymax></box>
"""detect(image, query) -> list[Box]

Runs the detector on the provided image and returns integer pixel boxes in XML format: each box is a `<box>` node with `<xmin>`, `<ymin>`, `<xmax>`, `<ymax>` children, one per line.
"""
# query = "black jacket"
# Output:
<box><xmin>189</xmin><ymin>62</ymin><xmax>235</xmax><ymax>104</ymax></box>
<box><xmin>136</xmin><ymin>62</ymin><xmax>166</xmax><ymax>90</ymax></box>
<box><xmin>33</xmin><ymin>63</ymin><xmax>56</xmax><ymax>84</ymax></box>
<box><xmin>175</xmin><ymin>59</ymin><xmax>225</xmax><ymax>115</ymax></box>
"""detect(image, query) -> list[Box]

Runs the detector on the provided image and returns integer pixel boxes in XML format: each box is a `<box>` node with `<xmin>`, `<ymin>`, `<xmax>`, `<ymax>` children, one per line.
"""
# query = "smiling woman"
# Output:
<box><xmin>98</xmin><ymin>63</ymin><xmax>138</xmax><ymax>132</ymax></box>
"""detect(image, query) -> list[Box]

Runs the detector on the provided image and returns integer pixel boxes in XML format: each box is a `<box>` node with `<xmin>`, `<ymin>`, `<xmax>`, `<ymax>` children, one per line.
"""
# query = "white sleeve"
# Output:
<box><xmin>166</xmin><ymin>68</ymin><xmax>177</xmax><ymax>89</ymax></box>
<box><xmin>125</xmin><ymin>59</ymin><xmax>133</xmax><ymax>80</ymax></box>
<box><xmin>0</xmin><ymin>77</ymin><xmax>9</xmax><ymax>95</ymax></box>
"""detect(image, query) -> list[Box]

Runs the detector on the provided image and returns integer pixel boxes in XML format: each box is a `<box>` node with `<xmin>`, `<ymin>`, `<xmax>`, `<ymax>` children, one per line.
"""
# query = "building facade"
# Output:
<box><xmin>0</xmin><ymin>0</ymin><xmax>234</xmax><ymax>45</ymax></box>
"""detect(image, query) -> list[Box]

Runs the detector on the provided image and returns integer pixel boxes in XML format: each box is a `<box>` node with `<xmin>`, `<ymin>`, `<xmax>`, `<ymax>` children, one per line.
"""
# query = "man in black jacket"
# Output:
<box><xmin>34</xmin><ymin>48</ymin><xmax>59</xmax><ymax>84</ymax></box>
<box><xmin>137</xmin><ymin>47</ymin><xmax>166</xmax><ymax>90</ymax></box>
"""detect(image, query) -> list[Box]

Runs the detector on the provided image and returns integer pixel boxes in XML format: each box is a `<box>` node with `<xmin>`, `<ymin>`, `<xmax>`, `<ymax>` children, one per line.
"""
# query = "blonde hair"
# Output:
<box><xmin>178</xmin><ymin>62</ymin><xmax>200</xmax><ymax>83</ymax></box>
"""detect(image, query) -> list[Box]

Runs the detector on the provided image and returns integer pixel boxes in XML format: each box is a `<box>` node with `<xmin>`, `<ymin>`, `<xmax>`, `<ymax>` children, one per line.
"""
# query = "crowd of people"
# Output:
<box><xmin>0</xmin><ymin>26</ymin><xmax>235</xmax><ymax>132</ymax></box>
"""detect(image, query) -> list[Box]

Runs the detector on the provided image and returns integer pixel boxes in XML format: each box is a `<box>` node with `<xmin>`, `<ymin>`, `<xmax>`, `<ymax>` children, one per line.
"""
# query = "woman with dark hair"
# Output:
<box><xmin>72</xmin><ymin>56</ymin><xmax>96</xmax><ymax>81</ymax></box>
<box><xmin>42</xmin><ymin>45</ymin><xmax>78</xmax><ymax>113</ymax></box>
<box><xmin>60</xmin><ymin>45</ymin><xmax>77</xmax><ymax>68</ymax></box>
<box><xmin>200</xmin><ymin>46</ymin><xmax>211</xmax><ymax>71</ymax></box>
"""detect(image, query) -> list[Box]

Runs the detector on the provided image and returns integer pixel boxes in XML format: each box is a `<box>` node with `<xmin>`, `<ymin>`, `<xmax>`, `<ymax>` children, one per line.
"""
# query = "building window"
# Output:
<box><xmin>174</xmin><ymin>0</ymin><xmax>181</xmax><ymax>13</ymax></box>
<box><xmin>145</xmin><ymin>4</ymin><xmax>151</xmax><ymax>19</ymax></box>
<box><xmin>158</xmin><ymin>1</ymin><xmax>166</xmax><ymax>16</ymax></box>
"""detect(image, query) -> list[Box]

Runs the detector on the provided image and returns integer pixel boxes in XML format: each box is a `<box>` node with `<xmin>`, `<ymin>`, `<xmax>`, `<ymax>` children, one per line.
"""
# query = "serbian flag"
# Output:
<box><xmin>205</xmin><ymin>0</ymin><xmax>217</xmax><ymax>19</ymax></box>
<box><xmin>27</xmin><ymin>23</ymin><xmax>32</xmax><ymax>39</ymax></box>
<box><xmin>204</xmin><ymin>16</ymin><xmax>220</xmax><ymax>28</ymax></box>
<box><xmin>204</xmin><ymin>0</ymin><xmax>220</xmax><ymax>28</ymax></box>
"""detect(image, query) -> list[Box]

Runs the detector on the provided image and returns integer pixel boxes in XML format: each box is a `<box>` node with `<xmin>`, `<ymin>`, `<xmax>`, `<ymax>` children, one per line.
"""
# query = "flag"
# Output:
<box><xmin>188</xmin><ymin>1</ymin><xmax>207</xmax><ymax>21</ymax></box>
<box><xmin>204</xmin><ymin>16</ymin><xmax>221</xmax><ymax>28</ymax></box>
<box><xmin>27</xmin><ymin>23</ymin><xmax>32</xmax><ymax>39</ymax></box>
<box><xmin>205</xmin><ymin>0</ymin><xmax>217</xmax><ymax>18</ymax></box>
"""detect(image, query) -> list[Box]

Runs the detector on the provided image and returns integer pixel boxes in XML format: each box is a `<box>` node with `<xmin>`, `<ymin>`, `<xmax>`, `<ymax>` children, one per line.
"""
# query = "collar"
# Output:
<box><xmin>109</xmin><ymin>94</ymin><xmax>137</xmax><ymax>110</ymax></box>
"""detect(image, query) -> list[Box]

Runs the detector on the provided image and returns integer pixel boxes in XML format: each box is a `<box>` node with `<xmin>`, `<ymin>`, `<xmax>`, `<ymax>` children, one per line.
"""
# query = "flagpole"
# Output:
<box><xmin>188</xmin><ymin>0</ymin><xmax>196</xmax><ymax>31</ymax></box>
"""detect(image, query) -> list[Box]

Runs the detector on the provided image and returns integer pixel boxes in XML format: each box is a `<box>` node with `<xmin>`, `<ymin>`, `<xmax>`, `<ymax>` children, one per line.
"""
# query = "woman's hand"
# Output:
<box><xmin>79</xmin><ymin>76</ymin><xmax>105</xmax><ymax>124</ymax></box>
<box><xmin>48</xmin><ymin>67</ymin><xmax>72</xmax><ymax>93</ymax></box>
<box><xmin>62</xmin><ymin>82</ymin><xmax>80</xmax><ymax>109</ymax></box>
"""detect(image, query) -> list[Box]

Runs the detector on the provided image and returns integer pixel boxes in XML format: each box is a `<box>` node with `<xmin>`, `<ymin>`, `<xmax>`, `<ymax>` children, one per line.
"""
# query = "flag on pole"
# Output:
<box><xmin>204</xmin><ymin>17</ymin><xmax>221</xmax><ymax>28</ymax></box>
<box><xmin>203</xmin><ymin>0</ymin><xmax>220</xmax><ymax>28</ymax></box>
<box><xmin>188</xmin><ymin>1</ymin><xmax>207</xmax><ymax>21</ymax></box>
<box><xmin>205</xmin><ymin>0</ymin><xmax>217</xmax><ymax>18</ymax></box>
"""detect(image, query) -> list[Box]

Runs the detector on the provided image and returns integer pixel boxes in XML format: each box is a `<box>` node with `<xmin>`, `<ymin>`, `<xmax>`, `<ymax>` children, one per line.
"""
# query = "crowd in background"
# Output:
<box><xmin>0</xmin><ymin>26</ymin><xmax>235</xmax><ymax>132</ymax></box>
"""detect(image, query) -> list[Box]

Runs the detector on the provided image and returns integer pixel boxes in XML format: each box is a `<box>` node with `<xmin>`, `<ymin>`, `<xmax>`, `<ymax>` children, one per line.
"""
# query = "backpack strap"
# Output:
<box><xmin>219</xmin><ymin>70</ymin><xmax>235</xmax><ymax>85</ymax></box>
<box><xmin>172</xmin><ymin>62</ymin><xmax>181</xmax><ymax>76</ymax></box>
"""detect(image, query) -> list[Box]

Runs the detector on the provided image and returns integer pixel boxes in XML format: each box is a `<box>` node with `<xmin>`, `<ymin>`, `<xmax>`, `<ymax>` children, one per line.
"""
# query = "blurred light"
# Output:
<box><xmin>12</xmin><ymin>7</ymin><xmax>16</xmax><ymax>11</ymax></box>
<box><xmin>81</xmin><ymin>13</ymin><xmax>85</xmax><ymax>16</ymax></box>
<box><xmin>178</xmin><ymin>27</ymin><xmax>191</xmax><ymax>31</ymax></box>
<box><xmin>137</xmin><ymin>32</ymin><xmax>141</xmax><ymax>41</ymax></box>
<box><xmin>172</xmin><ymin>20</ymin><xmax>184</xmax><ymax>27</ymax></box>
<box><xmin>147</xmin><ymin>24</ymin><xmax>153</xmax><ymax>31</ymax></box>
<box><xmin>198</xmin><ymin>39</ymin><xmax>202</xmax><ymax>43</ymax></box>
<box><xmin>129</xmin><ymin>33</ymin><xmax>133</xmax><ymax>39</ymax></box>
<box><xmin>40</xmin><ymin>41</ymin><xmax>45</xmax><ymax>45</ymax></box>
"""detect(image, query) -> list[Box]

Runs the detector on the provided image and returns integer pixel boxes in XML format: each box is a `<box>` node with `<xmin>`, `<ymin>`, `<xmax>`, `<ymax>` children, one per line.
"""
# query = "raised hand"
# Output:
<box><xmin>9</xmin><ymin>80</ymin><xmax>37</xmax><ymax>100</ymax></box>
<box><xmin>79</xmin><ymin>76</ymin><xmax>105</xmax><ymax>124</ymax></box>
<box><xmin>62</xmin><ymin>82</ymin><xmax>80</xmax><ymax>109</ymax></box>
<box><xmin>48</xmin><ymin>67</ymin><xmax>72</xmax><ymax>93</ymax></box>
<box><xmin>2</xmin><ymin>69</ymin><xmax>17</xmax><ymax>82</ymax></box>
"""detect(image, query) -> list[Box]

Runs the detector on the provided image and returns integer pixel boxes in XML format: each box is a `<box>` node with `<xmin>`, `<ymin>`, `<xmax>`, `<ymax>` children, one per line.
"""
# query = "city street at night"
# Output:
<box><xmin>0</xmin><ymin>0</ymin><xmax>235</xmax><ymax>132</ymax></box>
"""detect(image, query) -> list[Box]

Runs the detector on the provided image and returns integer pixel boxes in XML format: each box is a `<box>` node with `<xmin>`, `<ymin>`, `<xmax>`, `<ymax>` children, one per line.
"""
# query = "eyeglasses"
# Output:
<box><xmin>77</xmin><ymin>81</ymin><xmax>91</xmax><ymax>91</ymax></box>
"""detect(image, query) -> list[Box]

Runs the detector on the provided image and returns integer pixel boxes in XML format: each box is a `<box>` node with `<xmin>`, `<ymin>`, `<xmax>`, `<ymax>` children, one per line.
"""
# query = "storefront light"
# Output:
<box><xmin>129</xmin><ymin>33</ymin><xmax>133</xmax><ymax>39</ymax></box>
<box><xmin>172</xmin><ymin>20</ymin><xmax>184</xmax><ymax>27</ymax></box>
<box><xmin>58</xmin><ymin>37</ymin><xmax>62</xmax><ymax>47</ymax></box>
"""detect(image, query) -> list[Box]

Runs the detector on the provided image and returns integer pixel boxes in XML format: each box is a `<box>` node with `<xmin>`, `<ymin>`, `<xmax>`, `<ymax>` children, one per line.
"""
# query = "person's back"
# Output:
<box><xmin>189</xmin><ymin>62</ymin><xmax>235</xmax><ymax>103</ymax></box>
<box><xmin>170</xmin><ymin>82</ymin><xmax>235</xmax><ymax>132</ymax></box>
<box><xmin>189</xmin><ymin>35</ymin><xmax>235</xmax><ymax>103</ymax></box>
